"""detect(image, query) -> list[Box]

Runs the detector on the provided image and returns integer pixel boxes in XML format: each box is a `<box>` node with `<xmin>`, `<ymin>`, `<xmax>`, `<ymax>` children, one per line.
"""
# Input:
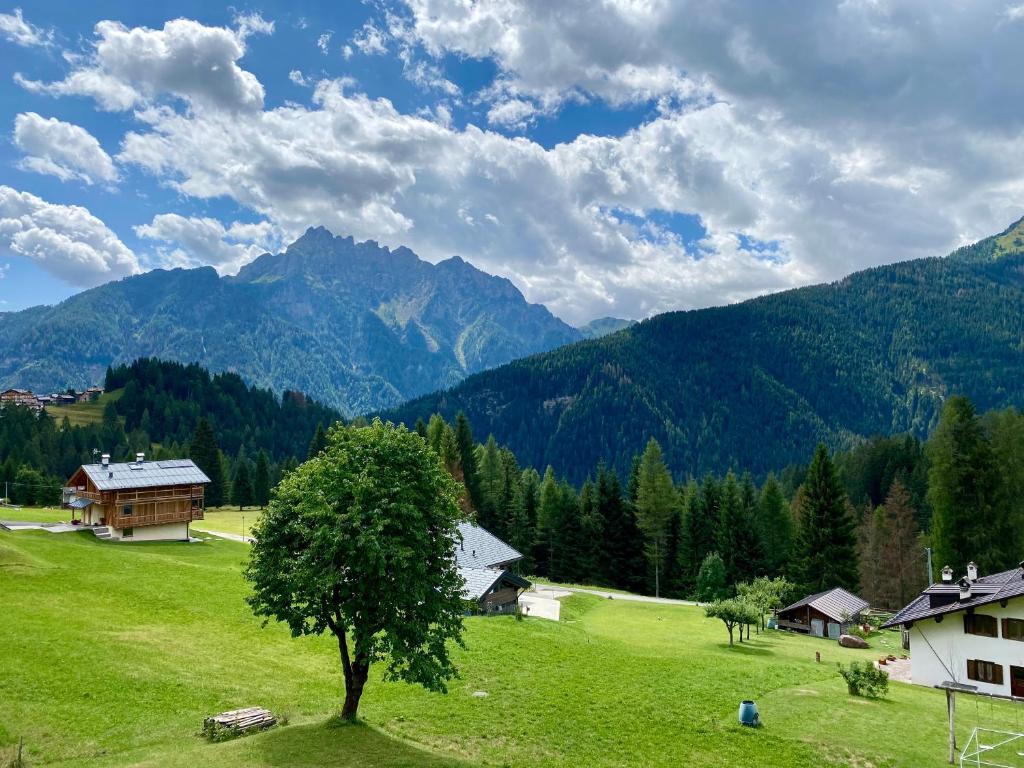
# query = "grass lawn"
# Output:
<box><xmin>48</xmin><ymin>390</ymin><xmax>123</xmax><ymax>429</ymax></box>
<box><xmin>192</xmin><ymin>507</ymin><xmax>264</xmax><ymax>538</ymax></box>
<box><xmin>0</xmin><ymin>506</ymin><xmax>70</xmax><ymax>524</ymax></box>
<box><xmin>2</xmin><ymin>528</ymin><xmax>1021</xmax><ymax>767</ymax></box>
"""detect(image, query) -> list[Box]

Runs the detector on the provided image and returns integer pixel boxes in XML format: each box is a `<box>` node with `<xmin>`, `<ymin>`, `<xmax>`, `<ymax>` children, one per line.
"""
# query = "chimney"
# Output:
<box><xmin>136</xmin><ymin>452</ymin><xmax>145</xmax><ymax>464</ymax></box>
<box><xmin>101</xmin><ymin>453</ymin><xmax>110</xmax><ymax>468</ymax></box>
<box><xmin>967</xmin><ymin>562</ymin><xmax>978</xmax><ymax>582</ymax></box>
<box><xmin>941</xmin><ymin>565</ymin><xmax>953</xmax><ymax>583</ymax></box>
<box><xmin>959</xmin><ymin>577</ymin><xmax>972</xmax><ymax>601</ymax></box>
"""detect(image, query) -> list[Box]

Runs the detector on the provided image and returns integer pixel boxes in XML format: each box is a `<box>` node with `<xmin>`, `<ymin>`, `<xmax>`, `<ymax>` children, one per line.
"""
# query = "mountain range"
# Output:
<box><xmin>386</xmin><ymin>218</ymin><xmax>1024</xmax><ymax>482</ymax></box>
<box><xmin>0</xmin><ymin>227</ymin><xmax>607</xmax><ymax>414</ymax></box>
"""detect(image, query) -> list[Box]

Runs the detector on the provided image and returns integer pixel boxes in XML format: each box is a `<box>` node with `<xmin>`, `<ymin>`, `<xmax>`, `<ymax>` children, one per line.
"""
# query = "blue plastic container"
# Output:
<box><xmin>738</xmin><ymin>700</ymin><xmax>760</xmax><ymax>727</ymax></box>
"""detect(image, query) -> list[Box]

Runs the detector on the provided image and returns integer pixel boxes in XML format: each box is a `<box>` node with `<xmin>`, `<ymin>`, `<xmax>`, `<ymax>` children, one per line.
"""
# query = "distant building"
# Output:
<box><xmin>0</xmin><ymin>388</ymin><xmax>42</xmax><ymax>411</ymax></box>
<box><xmin>883</xmin><ymin>562</ymin><xmax>1024</xmax><ymax>698</ymax></box>
<box><xmin>777</xmin><ymin>587</ymin><xmax>869</xmax><ymax>638</ymax></box>
<box><xmin>64</xmin><ymin>453</ymin><xmax>210</xmax><ymax>542</ymax></box>
<box><xmin>455</xmin><ymin>521</ymin><xmax>530</xmax><ymax>613</ymax></box>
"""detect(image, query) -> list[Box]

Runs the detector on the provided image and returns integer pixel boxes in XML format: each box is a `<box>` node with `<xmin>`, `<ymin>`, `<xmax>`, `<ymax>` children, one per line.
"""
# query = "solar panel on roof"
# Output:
<box><xmin>156</xmin><ymin>461</ymin><xmax>192</xmax><ymax>469</ymax></box>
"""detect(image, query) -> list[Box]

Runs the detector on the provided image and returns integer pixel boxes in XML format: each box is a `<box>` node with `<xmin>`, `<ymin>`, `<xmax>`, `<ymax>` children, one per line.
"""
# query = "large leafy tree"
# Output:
<box><xmin>792</xmin><ymin>444</ymin><xmax>859</xmax><ymax>594</ymax></box>
<box><xmin>928</xmin><ymin>396</ymin><xmax>1008</xmax><ymax>574</ymax></box>
<box><xmin>245</xmin><ymin>419</ymin><xmax>465</xmax><ymax>721</ymax></box>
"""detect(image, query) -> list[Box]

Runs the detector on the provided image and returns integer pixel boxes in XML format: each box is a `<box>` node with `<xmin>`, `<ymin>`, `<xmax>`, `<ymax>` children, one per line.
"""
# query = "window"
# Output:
<box><xmin>967</xmin><ymin>659</ymin><xmax>1004</xmax><ymax>685</ymax></box>
<box><xmin>122</xmin><ymin>527</ymin><xmax>134</xmax><ymax>539</ymax></box>
<box><xmin>121</xmin><ymin>504</ymin><xmax>133</xmax><ymax>517</ymax></box>
<box><xmin>1003</xmin><ymin>618</ymin><xmax>1024</xmax><ymax>642</ymax></box>
<box><xmin>964</xmin><ymin>613</ymin><xmax>998</xmax><ymax>638</ymax></box>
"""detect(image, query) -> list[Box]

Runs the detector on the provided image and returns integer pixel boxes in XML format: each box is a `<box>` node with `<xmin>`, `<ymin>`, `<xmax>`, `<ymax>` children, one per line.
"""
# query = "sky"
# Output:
<box><xmin>0</xmin><ymin>1</ymin><xmax>1022</xmax><ymax>325</ymax></box>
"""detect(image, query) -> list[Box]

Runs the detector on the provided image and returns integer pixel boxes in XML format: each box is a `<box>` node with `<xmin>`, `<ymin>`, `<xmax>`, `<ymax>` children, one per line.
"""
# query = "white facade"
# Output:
<box><xmin>107</xmin><ymin>522</ymin><xmax>190</xmax><ymax>542</ymax></box>
<box><xmin>908</xmin><ymin>595</ymin><xmax>1024</xmax><ymax>697</ymax></box>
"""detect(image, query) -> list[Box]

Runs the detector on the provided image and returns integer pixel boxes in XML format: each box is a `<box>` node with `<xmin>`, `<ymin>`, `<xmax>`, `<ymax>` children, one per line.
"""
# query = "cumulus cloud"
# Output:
<box><xmin>15</xmin><ymin>17</ymin><xmax>268</xmax><ymax>111</ymax></box>
<box><xmin>0</xmin><ymin>7</ymin><xmax>52</xmax><ymax>47</ymax></box>
<box><xmin>317</xmin><ymin>31</ymin><xmax>332</xmax><ymax>54</ymax></box>
<box><xmin>135</xmin><ymin>213</ymin><xmax>283</xmax><ymax>274</ymax></box>
<box><xmin>0</xmin><ymin>186</ymin><xmax>140</xmax><ymax>286</ymax></box>
<box><xmin>352</xmin><ymin>21</ymin><xmax>388</xmax><ymax>55</ymax></box>
<box><xmin>14</xmin><ymin>113</ymin><xmax>118</xmax><ymax>185</ymax></box>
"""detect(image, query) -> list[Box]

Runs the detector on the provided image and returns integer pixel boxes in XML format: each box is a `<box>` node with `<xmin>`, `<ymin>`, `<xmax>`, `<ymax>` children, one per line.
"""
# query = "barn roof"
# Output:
<box><xmin>455</xmin><ymin>521</ymin><xmax>523</xmax><ymax>569</ymax></box>
<box><xmin>779</xmin><ymin>587</ymin><xmax>869</xmax><ymax>623</ymax></box>
<box><xmin>882</xmin><ymin>566</ymin><xmax>1024</xmax><ymax>629</ymax></box>
<box><xmin>459</xmin><ymin>566</ymin><xmax>531</xmax><ymax>601</ymax></box>
<box><xmin>77</xmin><ymin>459</ymin><xmax>210</xmax><ymax>491</ymax></box>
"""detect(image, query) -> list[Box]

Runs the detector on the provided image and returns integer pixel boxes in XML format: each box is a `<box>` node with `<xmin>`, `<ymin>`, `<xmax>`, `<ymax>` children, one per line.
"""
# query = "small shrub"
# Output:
<box><xmin>837</xmin><ymin>661</ymin><xmax>889</xmax><ymax>698</ymax></box>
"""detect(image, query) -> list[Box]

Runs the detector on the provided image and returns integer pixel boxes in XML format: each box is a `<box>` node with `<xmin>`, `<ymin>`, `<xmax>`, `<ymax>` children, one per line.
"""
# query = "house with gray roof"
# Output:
<box><xmin>777</xmin><ymin>587</ymin><xmax>869</xmax><ymax>639</ymax></box>
<box><xmin>882</xmin><ymin>562</ymin><xmax>1024</xmax><ymax>698</ymax></box>
<box><xmin>64</xmin><ymin>453</ymin><xmax>209</xmax><ymax>541</ymax></box>
<box><xmin>455</xmin><ymin>521</ymin><xmax>530</xmax><ymax>614</ymax></box>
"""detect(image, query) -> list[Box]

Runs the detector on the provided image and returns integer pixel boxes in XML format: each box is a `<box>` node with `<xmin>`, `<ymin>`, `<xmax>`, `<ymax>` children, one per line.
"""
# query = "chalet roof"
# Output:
<box><xmin>459</xmin><ymin>566</ymin><xmax>531</xmax><ymax>601</ymax></box>
<box><xmin>882</xmin><ymin>566</ymin><xmax>1024</xmax><ymax>629</ymax></box>
<box><xmin>77</xmin><ymin>459</ymin><xmax>211</xmax><ymax>491</ymax></box>
<box><xmin>455</xmin><ymin>521</ymin><xmax>523</xmax><ymax>569</ymax></box>
<box><xmin>779</xmin><ymin>587</ymin><xmax>869</xmax><ymax>623</ymax></box>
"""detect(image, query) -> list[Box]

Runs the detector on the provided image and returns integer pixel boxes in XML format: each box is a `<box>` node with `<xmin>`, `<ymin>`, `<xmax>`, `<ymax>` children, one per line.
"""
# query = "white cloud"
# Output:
<box><xmin>14</xmin><ymin>112</ymin><xmax>118</xmax><ymax>185</ymax></box>
<box><xmin>352</xmin><ymin>21</ymin><xmax>388</xmax><ymax>55</ymax></box>
<box><xmin>0</xmin><ymin>262</ymin><xmax>8</xmax><ymax>279</ymax></box>
<box><xmin>317</xmin><ymin>31</ymin><xmax>332</xmax><ymax>54</ymax></box>
<box><xmin>0</xmin><ymin>186</ymin><xmax>139</xmax><ymax>286</ymax></box>
<box><xmin>15</xmin><ymin>17</ymin><xmax>268</xmax><ymax>112</ymax></box>
<box><xmin>233</xmin><ymin>11</ymin><xmax>274</xmax><ymax>39</ymax></box>
<box><xmin>135</xmin><ymin>213</ymin><xmax>282</xmax><ymax>275</ymax></box>
<box><xmin>288</xmin><ymin>70</ymin><xmax>309</xmax><ymax>87</ymax></box>
<box><xmin>1004</xmin><ymin>3</ymin><xmax>1024</xmax><ymax>21</ymax></box>
<box><xmin>0</xmin><ymin>7</ymin><xmax>52</xmax><ymax>47</ymax></box>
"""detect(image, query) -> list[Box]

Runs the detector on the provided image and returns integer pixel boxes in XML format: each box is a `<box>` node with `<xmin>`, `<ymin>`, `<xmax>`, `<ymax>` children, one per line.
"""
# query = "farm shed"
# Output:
<box><xmin>777</xmin><ymin>587</ymin><xmax>869</xmax><ymax>639</ymax></box>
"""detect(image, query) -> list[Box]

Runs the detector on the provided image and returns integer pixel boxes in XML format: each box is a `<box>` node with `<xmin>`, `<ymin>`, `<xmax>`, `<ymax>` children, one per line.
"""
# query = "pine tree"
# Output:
<box><xmin>414</xmin><ymin>417</ymin><xmax>428</xmax><ymax>439</ymax></box>
<box><xmin>477</xmin><ymin>435</ymin><xmax>503</xmax><ymax>531</ymax></box>
<box><xmin>455</xmin><ymin>412</ymin><xmax>483</xmax><ymax>512</ymax></box>
<box><xmin>634</xmin><ymin>438</ymin><xmax>678</xmax><ymax>597</ymax></box>
<box><xmin>307</xmin><ymin>423</ymin><xmax>328</xmax><ymax>460</ymax></box>
<box><xmin>231</xmin><ymin>449</ymin><xmax>255</xmax><ymax>510</ymax></box>
<box><xmin>534</xmin><ymin>466</ymin><xmax>559</xmax><ymax>577</ymax></box>
<box><xmin>792</xmin><ymin>444</ymin><xmax>859</xmax><ymax>594</ymax></box>
<box><xmin>426</xmin><ymin>414</ymin><xmax>447</xmax><ymax>455</ymax></box>
<box><xmin>928</xmin><ymin>396</ymin><xmax>1010</xmax><ymax>574</ymax></box>
<box><xmin>189</xmin><ymin>417</ymin><xmax>225</xmax><ymax>507</ymax></box>
<box><xmin>598</xmin><ymin>464</ymin><xmax>646</xmax><ymax>593</ymax></box>
<box><xmin>879</xmin><ymin>478</ymin><xmax>925</xmax><ymax>609</ymax></box>
<box><xmin>717</xmin><ymin>472</ymin><xmax>745</xmax><ymax>586</ymax></box>
<box><xmin>253</xmin><ymin>450</ymin><xmax>271</xmax><ymax>508</ymax></box>
<box><xmin>696</xmin><ymin>552</ymin><xmax>728</xmax><ymax>601</ymax></box>
<box><xmin>857</xmin><ymin>505</ymin><xmax>887</xmax><ymax>607</ymax></box>
<box><xmin>756</xmin><ymin>474</ymin><xmax>793</xmax><ymax>577</ymax></box>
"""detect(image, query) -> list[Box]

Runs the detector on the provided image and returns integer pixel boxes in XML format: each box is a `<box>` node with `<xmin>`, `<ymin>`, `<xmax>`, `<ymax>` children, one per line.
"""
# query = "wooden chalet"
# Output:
<box><xmin>455</xmin><ymin>521</ymin><xmax>530</xmax><ymax>614</ymax></box>
<box><xmin>776</xmin><ymin>587</ymin><xmax>869</xmax><ymax>639</ymax></box>
<box><xmin>64</xmin><ymin>453</ymin><xmax>210</xmax><ymax>541</ymax></box>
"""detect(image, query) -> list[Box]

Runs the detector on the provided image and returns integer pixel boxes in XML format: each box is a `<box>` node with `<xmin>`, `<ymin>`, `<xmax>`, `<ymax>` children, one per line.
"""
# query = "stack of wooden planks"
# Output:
<box><xmin>203</xmin><ymin>707</ymin><xmax>276</xmax><ymax>739</ymax></box>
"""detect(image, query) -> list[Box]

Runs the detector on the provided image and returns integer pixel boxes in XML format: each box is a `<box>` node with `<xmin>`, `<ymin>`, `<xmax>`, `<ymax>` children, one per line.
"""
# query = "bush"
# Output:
<box><xmin>837</xmin><ymin>661</ymin><xmax>889</xmax><ymax>698</ymax></box>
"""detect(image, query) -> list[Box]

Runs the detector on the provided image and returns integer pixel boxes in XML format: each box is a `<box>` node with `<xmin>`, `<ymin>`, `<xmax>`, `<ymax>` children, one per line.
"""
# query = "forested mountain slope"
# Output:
<box><xmin>387</xmin><ymin>219</ymin><xmax>1024</xmax><ymax>482</ymax></box>
<box><xmin>0</xmin><ymin>227</ymin><xmax>581</xmax><ymax>414</ymax></box>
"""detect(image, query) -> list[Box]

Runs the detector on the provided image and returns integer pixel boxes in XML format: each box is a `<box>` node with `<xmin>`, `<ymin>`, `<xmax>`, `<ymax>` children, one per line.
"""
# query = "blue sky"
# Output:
<box><xmin>1</xmin><ymin>1</ymin><xmax>1022</xmax><ymax>323</ymax></box>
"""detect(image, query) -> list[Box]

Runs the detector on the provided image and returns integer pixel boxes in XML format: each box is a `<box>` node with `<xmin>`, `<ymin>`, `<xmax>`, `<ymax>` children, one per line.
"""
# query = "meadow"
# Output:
<box><xmin>2</xmin><ymin>519</ymin><xmax>1022</xmax><ymax>767</ymax></box>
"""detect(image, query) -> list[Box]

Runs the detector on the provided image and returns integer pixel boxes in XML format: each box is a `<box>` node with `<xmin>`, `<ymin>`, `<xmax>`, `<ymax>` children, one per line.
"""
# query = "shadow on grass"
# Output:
<box><xmin>720</xmin><ymin>642</ymin><xmax>774</xmax><ymax>655</ymax></box>
<box><xmin>251</xmin><ymin>718</ymin><xmax>470</xmax><ymax>767</ymax></box>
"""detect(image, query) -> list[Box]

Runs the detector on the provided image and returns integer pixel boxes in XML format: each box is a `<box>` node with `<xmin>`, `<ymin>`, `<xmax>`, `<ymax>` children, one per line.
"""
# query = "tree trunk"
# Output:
<box><xmin>728</xmin><ymin>624</ymin><xmax>734</xmax><ymax>645</ymax></box>
<box><xmin>341</xmin><ymin>656</ymin><xmax>369</xmax><ymax>721</ymax></box>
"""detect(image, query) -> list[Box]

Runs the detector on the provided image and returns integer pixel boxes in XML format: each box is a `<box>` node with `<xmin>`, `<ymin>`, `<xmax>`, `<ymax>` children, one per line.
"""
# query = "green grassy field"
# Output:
<box><xmin>192</xmin><ymin>507</ymin><xmax>263</xmax><ymax>538</ymax></box>
<box><xmin>47</xmin><ymin>390</ymin><xmax>122</xmax><ymax>428</ymax></box>
<box><xmin>2</xmin><ymin>526</ymin><xmax>1021</xmax><ymax>768</ymax></box>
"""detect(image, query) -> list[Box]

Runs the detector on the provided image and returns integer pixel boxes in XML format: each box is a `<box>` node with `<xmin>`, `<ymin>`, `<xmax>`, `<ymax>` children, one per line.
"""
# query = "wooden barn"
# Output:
<box><xmin>64</xmin><ymin>453</ymin><xmax>210</xmax><ymax>541</ymax></box>
<box><xmin>777</xmin><ymin>587</ymin><xmax>869</xmax><ymax>639</ymax></box>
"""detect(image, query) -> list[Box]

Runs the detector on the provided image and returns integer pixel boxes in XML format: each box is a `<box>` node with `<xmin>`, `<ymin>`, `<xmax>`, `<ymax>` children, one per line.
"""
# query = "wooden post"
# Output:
<box><xmin>946</xmin><ymin>688</ymin><xmax>956</xmax><ymax>765</ymax></box>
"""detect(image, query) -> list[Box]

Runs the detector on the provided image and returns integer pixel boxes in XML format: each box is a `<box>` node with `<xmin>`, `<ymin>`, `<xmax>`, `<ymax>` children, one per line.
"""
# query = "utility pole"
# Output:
<box><xmin>654</xmin><ymin>538</ymin><xmax>660</xmax><ymax>598</ymax></box>
<box><xmin>926</xmin><ymin>546</ymin><xmax>934</xmax><ymax>586</ymax></box>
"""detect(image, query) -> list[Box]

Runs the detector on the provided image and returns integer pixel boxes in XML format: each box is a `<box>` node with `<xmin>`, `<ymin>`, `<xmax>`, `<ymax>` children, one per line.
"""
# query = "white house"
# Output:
<box><xmin>883</xmin><ymin>562</ymin><xmax>1024</xmax><ymax>698</ymax></box>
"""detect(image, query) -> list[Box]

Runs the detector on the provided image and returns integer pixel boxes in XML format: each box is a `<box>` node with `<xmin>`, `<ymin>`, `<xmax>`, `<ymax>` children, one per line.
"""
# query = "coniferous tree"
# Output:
<box><xmin>928</xmin><ymin>396</ymin><xmax>1008</xmax><ymax>574</ymax></box>
<box><xmin>857</xmin><ymin>505</ymin><xmax>888</xmax><ymax>607</ymax></box>
<box><xmin>792</xmin><ymin>444</ymin><xmax>859</xmax><ymax>594</ymax></box>
<box><xmin>634</xmin><ymin>438</ymin><xmax>678</xmax><ymax>597</ymax></box>
<box><xmin>426</xmin><ymin>414</ymin><xmax>447</xmax><ymax>455</ymax></box>
<box><xmin>984</xmin><ymin>408</ymin><xmax>1024</xmax><ymax>563</ymax></box>
<box><xmin>717</xmin><ymin>472</ymin><xmax>745</xmax><ymax>586</ymax></box>
<box><xmin>534</xmin><ymin>466</ymin><xmax>559</xmax><ymax>577</ymax></box>
<box><xmin>231</xmin><ymin>448</ymin><xmax>255</xmax><ymax>510</ymax></box>
<box><xmin>477</xmin><ymin>435</ymin><xmax>503</xmax><ymax>532</ymax></box>
<box><xmin>757</xmin><ymin>474</ymin><xmax>793</xmax><ymax>577</ymax></box>
<box><xmin>455</xmin><ymin>412</ymin><xmax>482</xmax><ymax>512</ymax></box>
<box><xmin>509</xmin><ymin>468</ymin><xmax>539</xmax><ymax>574</ymax></box>
<box><xmin>414</xmin><ymin>417</ymin><xmax>428</xmax><ymax>439</ymax></box>
<box><xmin>253</xmin><ymin>450</ymin><xmax>271</xmax><ymax>508</ymax></box>
<box><xmin>878</xmin><ymin>478</ymin><xmax>925</xmax><ymax>608</ymax></box>
<box><xmin>307</xmin><ymin>423</ymin><xmax>328</xmax><ymax>460</ymax></box>
<box><xmin>696</xmin><ymin>552</ymin><xmax>728</xmax><ymax>601</ymax></box>
<box><xmin>598</xmin><ymin>464</ymin><xmax>646</xmax><ymax>592</ymax></box>
<box><xmin>189</xmin><ymin>417</ymin><xmax>225</xmax><ymax>507</ymax></box>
